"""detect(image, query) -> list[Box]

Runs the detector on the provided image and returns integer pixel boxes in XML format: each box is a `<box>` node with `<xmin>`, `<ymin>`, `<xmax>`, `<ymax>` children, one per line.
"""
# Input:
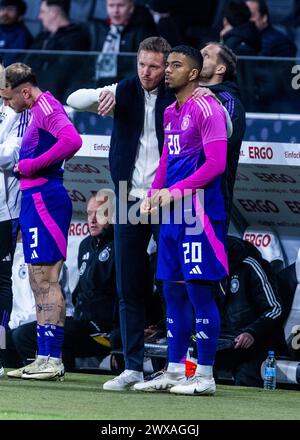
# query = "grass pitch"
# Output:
<box><xmin>0</xmin><ymin>371</ymin><xmax>300</xmax><ymax>420</ymax></box>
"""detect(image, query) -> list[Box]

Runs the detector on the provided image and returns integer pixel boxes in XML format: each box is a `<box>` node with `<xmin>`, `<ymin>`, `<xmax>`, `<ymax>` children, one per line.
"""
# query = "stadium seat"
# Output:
<box><xmin>24</xmin><ymin>0</ymin><xmax>41</xmax><ymax>37</ymax></box>
<box><xmin>91</xmin><ymin>0</ymin><xmax>107</xmax><ymax>20</ymax></box>
<box><xmin>243</xmin><ymin>225</ymin><xmax>286</xmax><ymax>274</ymax></box>
<box><xmin>70</xmin><ymin>0</ymin><xmax>95</xmax><ymax>23</ymax></box>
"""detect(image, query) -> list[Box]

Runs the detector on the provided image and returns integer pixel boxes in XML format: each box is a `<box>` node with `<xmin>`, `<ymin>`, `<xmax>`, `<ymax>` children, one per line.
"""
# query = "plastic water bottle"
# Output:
<box><xmin>263</xmin><ymin>351</ymin><xmax>277</xmax><ymax>390</ymax></box>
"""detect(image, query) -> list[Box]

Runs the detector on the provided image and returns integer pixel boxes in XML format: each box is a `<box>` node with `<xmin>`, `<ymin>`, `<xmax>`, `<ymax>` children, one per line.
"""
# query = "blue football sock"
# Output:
<box><xmin>44</xmin><ymin>324</ymin><xmax>64</xmax><ymax>359</ymax></box>
<box><xmin>185</xmin><ymin>282</ymin><xmax>220</xmax><ymax>366</ymax></box>
<box><xmin>36</xmin><ymin>324</ymin><xmax>47</xmax><ymax>357</ymax></box>
<box><xmin>163</xmin><ymin>281</ymin><xmax>194</xmax><ymax>363</ymax></box>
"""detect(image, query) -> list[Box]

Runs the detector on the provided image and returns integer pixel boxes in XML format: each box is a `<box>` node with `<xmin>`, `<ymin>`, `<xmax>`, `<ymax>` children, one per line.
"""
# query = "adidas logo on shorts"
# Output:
<box><xmin>31</xmin><ymin>250</ymin><xmax>38</xmax><ymax>259</ymax></box>
<box><xmin>189</xmin><ymin>265</ymin><xmax>202</xmax><ymax>274</ymax></box>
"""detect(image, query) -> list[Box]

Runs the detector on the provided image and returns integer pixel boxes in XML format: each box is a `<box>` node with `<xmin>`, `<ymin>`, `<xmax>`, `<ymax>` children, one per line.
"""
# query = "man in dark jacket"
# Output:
<box><xmin>221</xmin><ymin>0</ymin><xmax>261</xmax><ymax>55</ymax></box>
<box><xmin>93</xmin><ymin>0</ymin><xmax>157</xmax><ymax>86</ymax></box>
<box><xmin>214</xmin><ymin>236</ymin><xmax>284</xmax><ymax>387</ymax></box>
<box><xmin>199</xmin><ymin>42</ymin><xmax>246</xmax><ymax>224</ymax></box>
<box><xmin>25</xmin><ymin>0</ymin><xmax>91</xmax><ymax>100</ymax></box>
<box><xmin>0</xmin><ymin>0</ymin><xmax>32</xmax><ymax>65</ymax></box>
<box><xmin>246</xmin><ymin>0</ymin><xmax>296</xmax><ymax>56</ymax></box>
<box><xmin>5</xmin><ymin>194</ymin><xmax>117</xmax><ymax>376</ymax></box>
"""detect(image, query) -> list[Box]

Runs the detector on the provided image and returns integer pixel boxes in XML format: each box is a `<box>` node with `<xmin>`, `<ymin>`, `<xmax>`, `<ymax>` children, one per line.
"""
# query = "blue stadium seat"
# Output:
<box><xmin>91</xmin><ymin>0</ymin><xmax>107</xmax><ymax>20</ymax></box>
<box><xmin>70</xmin><ymin>0</ymin><xmax>95</xmax><ymax>22</ymax></box>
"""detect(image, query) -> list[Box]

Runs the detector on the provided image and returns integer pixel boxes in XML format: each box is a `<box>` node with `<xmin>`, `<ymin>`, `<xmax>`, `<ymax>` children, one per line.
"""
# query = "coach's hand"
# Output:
<box><xmin>98</xmin><ymin>90</ymin><xmax>115</xmax><ymax>116</ymax></box>
<box><xmin>192</xmin><ymin>87</ymin><xmax>221</xmax><ymax>105</ymax></box>
<box><xmin>234</xmin><ymin>332</ymin><xmax>255</xmax><ymax>349</ymax></box>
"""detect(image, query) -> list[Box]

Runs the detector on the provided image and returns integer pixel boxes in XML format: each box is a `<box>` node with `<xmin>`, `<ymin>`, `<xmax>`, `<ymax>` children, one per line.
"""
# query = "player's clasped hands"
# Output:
<box><xmin>97</xmin><ymin>90</ymin><xmax>116</xmax><ymax>116</ymax></box>
<box><xmin>140</xmin><ymin>188</ymin><xmax>174</xmax><ymax>216</ymax></box>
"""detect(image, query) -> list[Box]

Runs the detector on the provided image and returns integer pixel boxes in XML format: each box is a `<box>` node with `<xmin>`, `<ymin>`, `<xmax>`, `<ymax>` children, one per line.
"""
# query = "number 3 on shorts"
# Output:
<box><xmin>29</xmin><ymin>227</ymin><xmax>38</xmax><ymax>248</ymax></box>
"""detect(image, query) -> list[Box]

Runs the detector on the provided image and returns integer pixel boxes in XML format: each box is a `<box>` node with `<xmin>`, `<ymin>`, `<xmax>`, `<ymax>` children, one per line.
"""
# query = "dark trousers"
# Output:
<box><xmin>0</xmin><ymin>219</ymin><xmax>18</xmax><ymax>328</ymax></box>
<box><xmin>214</xmin><ymin>343</ymin><xmax>265</xmax><ymax>387</ymax></box>
<box><xmin>115</xmin><ymin>198</ymin><xmax>160</xmax><ymax>371</ymax></box>
<box><xmin>3</xmin><ymin>318</ymin><xmax>110</xmax><ymax>371</ymax></box>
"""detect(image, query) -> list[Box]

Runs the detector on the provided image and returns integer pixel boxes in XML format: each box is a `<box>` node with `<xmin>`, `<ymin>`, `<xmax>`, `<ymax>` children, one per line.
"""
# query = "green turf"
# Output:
<box><xmin>0</xmin><ymin>372</ymin><xmax>300</xmax><ymax>420</ymax></box>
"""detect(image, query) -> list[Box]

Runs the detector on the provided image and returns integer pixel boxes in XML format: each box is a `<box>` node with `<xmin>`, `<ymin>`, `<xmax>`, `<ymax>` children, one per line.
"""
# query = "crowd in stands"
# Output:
<box><xmin>0</xmin><ymin>0</ymin><xmax>299</xmax><ymax>103</ymax></box>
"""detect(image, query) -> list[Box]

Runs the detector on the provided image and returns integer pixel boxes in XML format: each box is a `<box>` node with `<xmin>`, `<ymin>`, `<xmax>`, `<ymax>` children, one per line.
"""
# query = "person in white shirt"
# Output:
<box><xmin>0</xmin><ymin>63</ymin><xmax>29</xmax><ymax>376</ymax></box>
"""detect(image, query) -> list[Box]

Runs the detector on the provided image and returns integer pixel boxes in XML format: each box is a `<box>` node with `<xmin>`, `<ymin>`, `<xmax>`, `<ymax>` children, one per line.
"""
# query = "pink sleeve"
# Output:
<box><xmin>147</xmin><ymin>143</ymin><xmax>168</xmax><ymax>197</ymax></box>
<box><xmin>18</xmin><ymin>125</ymin><xmax>82</xmax><ymax>177</ymax></box>
<box><xmin>169</xmin><ymin>139</ymin><xmax>227</xmax><ymax>197</ymax></box>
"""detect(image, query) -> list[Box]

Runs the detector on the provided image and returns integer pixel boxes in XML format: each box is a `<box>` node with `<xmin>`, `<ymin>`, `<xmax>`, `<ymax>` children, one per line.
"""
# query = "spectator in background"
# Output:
<box><xmin>149</xmin><ymin>0</ymin><xmax>182</xmax><ymax>47</ymax></box>
<box><xmin>214</xmin><ymin>236</ymin><xmax>284</xmax><ymax>387</ymax></box>
<box><xmin>221</xmin><ymin>0</ymin><xmax>261</xmax><ymax>55</ymax></box>
<box><xmin>5</xmin><ymin>194</ymin><xmax>118</xmax><ymax>377</ymax></box>
<box><xmin>25</xmin><ymin>0</ymin><xmax>91</xmax><ymax>100</ymax></box>
<box><xmin>94</xmin><ymin>0</ymin><xmax>157</xmax><ymax>87</ymax></box>
<box><xmin>246</xmin><ymin>0</ymin><xmax>296</xmax><ymax>56</ymax></box>
<box><xmin>0</xmin><ymin>0</ymin><xmax>32</xmax><ymax>65</ymax></box>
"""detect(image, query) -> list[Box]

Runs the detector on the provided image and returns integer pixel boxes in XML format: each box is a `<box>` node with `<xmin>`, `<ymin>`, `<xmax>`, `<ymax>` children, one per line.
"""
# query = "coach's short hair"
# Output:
<box><xmin>170</xmin><ymin>45</ymin><xmax>203</xmax><ymax>71</ymax></box>
<box><xmin>4</xmin><ymin>63</ymin><xmax>37</xmax><ymax>89</ymax></box>
<box><xmin>138</xmin><ymin>37</ymin><xmax>171</xmax><ymax>62</ymax></box>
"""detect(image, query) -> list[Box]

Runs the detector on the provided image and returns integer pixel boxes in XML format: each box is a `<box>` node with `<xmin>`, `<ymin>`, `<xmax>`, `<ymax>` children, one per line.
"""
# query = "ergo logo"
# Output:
<box><xmin>248</xmin><ymin>146</ymin><xmax>273</xmax><ymax>160</ymax></box>
<box><xmin>244</xmin><ymin>233</ymin><xmax>271</xmax><ymax>248</ymax></box>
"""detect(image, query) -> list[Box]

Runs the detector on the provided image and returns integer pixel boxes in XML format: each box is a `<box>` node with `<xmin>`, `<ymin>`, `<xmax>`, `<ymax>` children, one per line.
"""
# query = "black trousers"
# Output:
<box><xmin>115</xmin><ymin>198</ymin><xmax>161</xmax><ymax>371</ymax></box>
<box><xmin>214</xmin><ymin>343</ymin><xmax>265</xmax><ymax>387</ymax></box>
<box><xmin>3</xmin><ymin>318</ymin><xmax>110</xmax><ymax>371</ymax></box>
<box><xmin>0</xmin><ymin>219</ymin><xmax>18</xmax><ymax>328</ymax></box>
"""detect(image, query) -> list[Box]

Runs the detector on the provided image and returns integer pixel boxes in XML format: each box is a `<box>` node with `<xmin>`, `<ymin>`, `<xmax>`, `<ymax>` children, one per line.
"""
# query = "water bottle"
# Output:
<box><xmin>263</xmin><ymin>351</ymin><xmax>277</xmax><ymax>390</ymax></box>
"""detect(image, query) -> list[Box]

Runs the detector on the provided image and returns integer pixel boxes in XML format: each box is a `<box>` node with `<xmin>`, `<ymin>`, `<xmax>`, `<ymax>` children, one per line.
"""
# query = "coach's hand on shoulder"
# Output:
<box><xmin>193</xmin><ymin>87</ymin><xmax>221</xmax><ymax>105</ymax></box>
<box><xmin>98</xmin><ymin>90</ymin><xmax>116</xmax><ymax>116</ymax></box>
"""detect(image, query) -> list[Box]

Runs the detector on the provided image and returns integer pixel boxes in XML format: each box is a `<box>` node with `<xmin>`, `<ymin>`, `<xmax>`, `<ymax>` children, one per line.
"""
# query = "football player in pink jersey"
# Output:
<box><xmin>0</xmin><ymin>63</ymin><xmax>82</xmax><ymax>381</ymax></box>
<box><xmin>136</xmin><ymin>46</ymin><xmax>228</xmax><ymax>395</ymax></box>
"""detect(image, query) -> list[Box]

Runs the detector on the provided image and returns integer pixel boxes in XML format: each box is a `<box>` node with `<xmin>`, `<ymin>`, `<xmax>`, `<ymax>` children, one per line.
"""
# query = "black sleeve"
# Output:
<box><xmin>243</xmin><ymin>258</ymin><xmax>282</xmax><ymax>339</ymax></box>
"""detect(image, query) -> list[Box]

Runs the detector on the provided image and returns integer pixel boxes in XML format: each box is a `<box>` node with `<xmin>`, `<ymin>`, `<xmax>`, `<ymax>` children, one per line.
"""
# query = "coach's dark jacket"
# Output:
<box><xmin>221</xmin><ymin>237</ymin><xmax>283</xmax><ymax>345</ymax></box>
<box><xmin>109</xmin><ymin>76</ymin><xmax>175</xmax><ymax>195</ymax></box>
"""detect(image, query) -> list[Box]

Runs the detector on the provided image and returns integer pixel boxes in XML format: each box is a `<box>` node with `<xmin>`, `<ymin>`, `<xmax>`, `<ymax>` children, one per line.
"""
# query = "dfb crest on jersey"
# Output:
<box><xmin>18</xmin><ymin>264</ymin><xmax>27</xmax><ymax>279</ymax></box>
<box><xmin>79</xmin><ymin>262</ymin><xmax>87</xmax><ymax>276</ymax></box>
<box><xmin>230</xmin><ymin>276</ymin><xmax>239</xmax><ymax>293</ymax></box>
<box><xmin>181</xmin><ymin>115</ymin><xmax>190</xmax><ymax>130</ymax></box>
<box><xmin>99</xmin><ymin>247</ymin><xmax>110</xmax><ymax>262</ymax></box>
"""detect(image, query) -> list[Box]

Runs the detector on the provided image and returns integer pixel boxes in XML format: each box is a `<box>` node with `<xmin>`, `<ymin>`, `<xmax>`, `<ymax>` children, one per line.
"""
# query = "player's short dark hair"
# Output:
<box><xmin>203</xmin><ymin>42</ymin><xmax>237</xmax><ymax>81</ymax></box>
<box><xmin>5</xmin><ymin>63</ymin><xmax>37</xmax><ymax>89</ymax></box>
<box><xmin>170</xmin><ymin>45</ymin><xmax>203</xmax><ymax>71</ymax></box>
<box><xmin>224</xmin><ymin>0</ymin><xmax>251</xmax><ymax>27</ymax></box>
<box><xmin>0</xmin><ymin>0</ymin><xmax>27</xmax><ymax>16</ymax></box>
<box><xmin>138</xmin><ymin>36</ymin><xmax>171</xmax><ymax>62</ymax></box>
<box><xmin>43</xmin><ymin>0</ymin><xmax>70</xmax><ymax>17</ymax></box>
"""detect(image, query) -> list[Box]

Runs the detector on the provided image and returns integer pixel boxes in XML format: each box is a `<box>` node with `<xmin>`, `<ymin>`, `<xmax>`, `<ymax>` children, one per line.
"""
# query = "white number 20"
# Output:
<box><xmin>182</xmin><ymin>242</ymin><xmax>202</xmax><ymax>263</ymax></box>
<box><xmin>168</xmin><ymin>134</ymin><xmax>181</xmax><ymax>155</ymax></box>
